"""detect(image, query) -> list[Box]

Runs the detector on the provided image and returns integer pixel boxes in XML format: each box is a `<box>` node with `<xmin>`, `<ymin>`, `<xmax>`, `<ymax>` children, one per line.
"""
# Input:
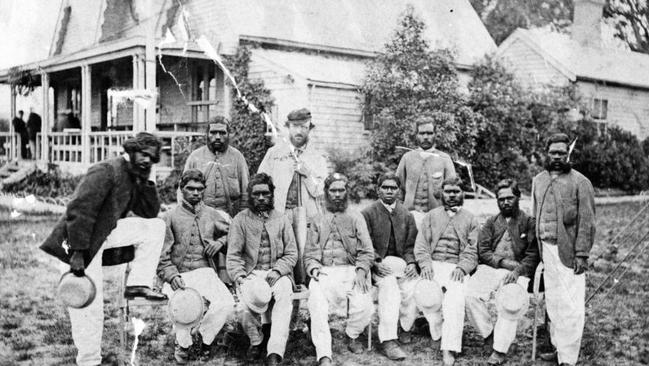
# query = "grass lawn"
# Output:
<box><xmin>0</xmin><ymin>202</ymin><xmax>648</xmax><ymax>365</ymax></box>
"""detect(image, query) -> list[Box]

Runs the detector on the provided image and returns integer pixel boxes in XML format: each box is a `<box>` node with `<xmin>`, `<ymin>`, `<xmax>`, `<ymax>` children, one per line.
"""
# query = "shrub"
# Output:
<box><xmin>327</xmin><ymin>148</ymin><xmax>390</xmax><ymax>203</ymax></box>
<box><xmin>3</xmin><ymin>165</ymin><xmax>82</xmax><ymax>198</ymax></box>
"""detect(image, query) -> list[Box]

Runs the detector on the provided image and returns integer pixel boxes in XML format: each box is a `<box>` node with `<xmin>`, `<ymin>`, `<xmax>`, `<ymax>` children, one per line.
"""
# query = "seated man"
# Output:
<box><xmin>361</xmin><ymin>172</ymin><xmax>419</xmax><ymax>360</ymax></box>
<box><xmin>226</xmin><ymin>173</ymin><xmax>297</xmax><ymax>366</ymax></box>
<box><xmin>158</xmin><ymin>169</ymin><xmax>236</xmax><ymax>364</ymax></box>
<box><xmin>414</xmin><ymin>176</ymin><xmax>479</xmax><ymax>366</ymax></box>
<box><xmin>465</xmin><ymin>179</ymin><xmax>539</xmax><ymax>365</ymax></box>
<box><xmin>304</xmin><ymin>173</ymin><xmax>375</xmax><ymax>366</ymax></box>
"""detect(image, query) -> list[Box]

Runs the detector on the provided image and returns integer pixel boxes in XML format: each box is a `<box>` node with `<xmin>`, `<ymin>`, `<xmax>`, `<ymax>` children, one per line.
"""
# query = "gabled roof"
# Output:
<box><xmin>182</xmin><ymin>0</ymin><xmax>495</xmax><ymax>66</ymax></box>
<box><xmin>497</xmin><ymin>28</ymin><xmax>649</xmax><ymax>89</ymax></box>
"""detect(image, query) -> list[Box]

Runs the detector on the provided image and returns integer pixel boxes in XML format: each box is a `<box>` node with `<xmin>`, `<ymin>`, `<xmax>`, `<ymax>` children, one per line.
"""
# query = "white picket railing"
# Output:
<box><xmin>0</xmin><ymin>132</ymin><xmax>18</xmax><ymax>163</ymax></box>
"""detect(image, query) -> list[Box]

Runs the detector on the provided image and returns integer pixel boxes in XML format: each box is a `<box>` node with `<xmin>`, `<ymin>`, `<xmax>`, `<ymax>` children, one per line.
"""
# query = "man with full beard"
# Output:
<box><xmin>396</xmin><ymin>115</ymin><xmax>456</xmax><ymax>227</ymax></box>
<box><xmin>532</xmin><ymin>133</ymin><xmax>595</xmax><ymax>366</ymax></box>
<box><xmin>227</xmin><ymin>173</ymin><xmax>297</xmax><ymax>366</ymax></box>
<box><xmin>465</xmin><ymin>179</ymin><xmax>539</xmax><ymax>365</ymax></box>
<box><xmin>183</xmin><ymin>116</ymin><xmax>249</xmax><ymax>217</ymax></box>
<box><xmin>414</xmin><ymin>176</ymin><xmax>479</xmax><ymax>366</ymax></box>
<box><xmin>361</xmin><ymin>172</ymin><xmax>418</xmax><ymax>360</ymax></box>
<box><xmin>304</xmin><ymin>173</ymin><xmax>375</xmax><ymax>366</ymax></box>
<box><xmin>40</xmin><ymin>132</ymin><xmax>167</xmax><ymax>366</ymax></box>
<box><xmin>258</xmin><ymin>108</ymin><xmax>330</xmax><ymax>221</ymax></box>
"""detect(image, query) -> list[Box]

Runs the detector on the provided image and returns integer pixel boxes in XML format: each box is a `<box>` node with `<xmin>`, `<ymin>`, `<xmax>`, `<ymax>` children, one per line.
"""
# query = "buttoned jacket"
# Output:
<box><xmin>414</xmin><ymin>206</ymin><xmax>479</xmax><ymax>275</ymax></box>
<box><xmin>396</xmin><ymin>148</ymin><xmax>456</xmax><ymax>211</ymax></box>
<box><xmin>361</xmin><ymin>201</ymin><xmax>417</xmax><ymax>264</ymax></box>
<box><xmin>157</xmin><ymin>201</ymin><xmax>231</xmax><ymax>283</ymax></box>
<box><xmin>40</xmin><ymin>157</ymin><xmax>160</xmax><ymax>265</ymax></box>
<box><xmin>226</xmin><ymin>209</ymin><xmax>297</xmax><ymax>282</ymax></box>
<box><xmin>532</xmin><ymin>169</ymin><xmax>596</xmax><ymax>268</ymax></box>
<box><xmin>304</xmin><ymin>208</ymin><xmax>375</xmax><ymax>275</ymax></box>
<box><xmin>257</xmin><ymin>141</ymin><xmax>330</xmax><ymax>219</ymax></box>
<box><xmin>478</xmin><ymin>208</ymin><xmax>539</xmax><ymax>278</ymax></box>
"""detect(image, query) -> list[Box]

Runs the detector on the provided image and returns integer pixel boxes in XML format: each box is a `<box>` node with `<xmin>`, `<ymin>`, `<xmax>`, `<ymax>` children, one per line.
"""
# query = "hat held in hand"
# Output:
<box><xmin>496</xmin><ymin>283</ymin><xmax>529</xmax><ymax>320</ymax></box>
<box><xmin>382</xmin><ymin>256</ymin><xmax>407</xmax><ymax>278</ymax></box>
<box><xmin>57</xmin><ymin>271</ymin><xmax>97</xmax><ymax>309</ymax></box>
<box><xmin>240</xmin><ymin>276</ymin><xmax>272</xmax><ymax>314</ymax></box>
<box><xmin>414</xmin><ymin>279</ymin><xmax>443</xmax><ymax>312</ymax></box>
<box><xmin>168</xmin><ymin>287</ymin><xmax>205</xmax><ymax>329</ymax></box>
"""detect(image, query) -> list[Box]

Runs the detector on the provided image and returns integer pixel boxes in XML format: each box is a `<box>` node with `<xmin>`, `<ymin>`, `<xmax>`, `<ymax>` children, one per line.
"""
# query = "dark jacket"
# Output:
<box><xmin>478</xmin><ymin>209</ymin><xmax>539</xmax><ymax>278</ymax></box>
<box><xmin>361</xmin><ymin>201</ymin><xmax>417</xmax><ymax>264</ymax></box>
<box><xmin>40</xmin><ymin>157</ymin><xmax>160</xmax><ymax>265</ymax></box>
<box><xmin>226</xmin><ymin>209</ymin><xmax>298</xmax><ymax>282</ymax></box>
<box><xmin>532</xmin><ymin>169</ymin><xmax>596</xmax><ymax>268</ymax></box>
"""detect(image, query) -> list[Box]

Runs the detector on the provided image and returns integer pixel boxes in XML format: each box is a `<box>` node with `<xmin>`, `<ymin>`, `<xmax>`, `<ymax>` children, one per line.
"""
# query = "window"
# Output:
<box><xmin>362</xmin><ymin>95</ymin><xmax>375</xmax><ymax>130</ymax></box>
<box><xmin>592</xmin><ymin>98</ymin><xmax>608</xmax><ymax>120</ymax></box>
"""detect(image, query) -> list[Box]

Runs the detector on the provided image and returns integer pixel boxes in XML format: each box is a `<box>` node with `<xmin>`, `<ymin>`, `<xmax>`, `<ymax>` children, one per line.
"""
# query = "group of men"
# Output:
<box><xmin>11</xmin><ymin>109</ymin><xmax>41</xmax><ymax>159</ymax></box>
<box><xmin>41</xmin><ymin>107</ymin><xmax>595</xmax><ymax>366</ymax></box>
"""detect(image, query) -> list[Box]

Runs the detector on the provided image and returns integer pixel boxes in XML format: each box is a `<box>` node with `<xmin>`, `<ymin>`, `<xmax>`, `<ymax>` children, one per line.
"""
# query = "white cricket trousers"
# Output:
<box><xmin>161</xmin><ymin>267</ymin><xmax>235</xmax><ymax>348</ymax></box>
<box><xmin>422</xmin><ymin>261</ymin><xmax>468</xmax><ymax>353</ymax></box>
<box><xmin>373</xmin><ymin>272</ymin><xmax>419</xmax><ymax>342</ymax></box>
<box><xmin>308</xmin><ymin>265</ymin><xmax>373</xmax><ymax>361</ymax></box>
<box><xmin>61</xmin><ymin>217</ymin><xmax>166</xmax><ymax>366</ymax></box>
<box><xmin>237</xmin><ymin>270</ymin><xmax>293</xmax><ymax>358</ymax></box>
<box><xmin>543</xmin><ymin>242</ymin><xmax>585</xmax><ymax>365</ymax></box>
<box><xmin>465</xmin><ymin>265</ymin><xmax>531</xmax><ymax>353</ymax></box>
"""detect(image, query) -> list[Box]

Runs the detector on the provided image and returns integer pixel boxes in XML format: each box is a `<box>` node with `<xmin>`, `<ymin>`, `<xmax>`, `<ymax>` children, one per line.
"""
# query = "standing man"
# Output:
<box><xmin>227</xmin><ymin>173</ymin><xmax>297</xmax><ymax>366</ymax></box>
<box><xmin>361</xmin><ymin>172</ymin><xmax>419</xmax><ymax>361</ymax></box>
<box><xmin>258</xmin><ymin>108</ymin><xmax>330</xmax><ymax>221</ymax></box>
<box><xmin>304</xmin><ymin>173</ymin><xmax>375</xmax><ymax>366</ymax></box>
<box><xmin>26</xmin><ymin>109</ymin><xmax>41</xmax><ymax>159</ymax></box>
<box><xmin>396</xmin><ymin>115</ymin><xmax>456</xmax><ymax>226</ymax></box>
<box><xmin>465</xmin><ymin>179</ymin><xmax>539</xmax><ymax>365</ymax></box>
<box><xmin>414</xmin><ymin>177</ymin><xmax>479</xmax><ymax>366</ymax></box>
<box><xmin>532</xmin><ymin>133</ymin><xmax>595</xmax><ymax>366</ymax></box>
<box><xmin>158</xmin><ymin>169</ymin><xmax>235</xmax><ymax>364</ymax></box>
<box><xmin>12</xmin><ymin>110</ymin><xmax>29</xmax><ymax>159</ymax></box>
<box><xmin>183</xmin><ymin>116</ymin><xmax>249</xmax><ymax>218</ymax></box>
<box><xmin>40</xmin><ymin>132</ymin><xmax>167</xmax><ymax>366</ymax></box>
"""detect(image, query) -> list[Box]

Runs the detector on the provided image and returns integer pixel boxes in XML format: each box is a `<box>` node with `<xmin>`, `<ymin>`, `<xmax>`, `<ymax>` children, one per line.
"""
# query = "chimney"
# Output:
<box><xmin>572</xmin><ymin>0</ymin><xmax>606</xmax><ymax>48</ymax></box>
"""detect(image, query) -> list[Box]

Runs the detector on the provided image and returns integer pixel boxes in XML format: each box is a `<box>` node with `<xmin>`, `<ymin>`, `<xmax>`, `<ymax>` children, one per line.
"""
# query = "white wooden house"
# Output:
<box><xmin>0</xmin><ymin>0</ymin><xmax>496</xmax><ymax>175</ymax></box>
<box><xmin>496</xmin><ymin>0</ymin><xmax>649</xmax><ymax>139</ymax></box>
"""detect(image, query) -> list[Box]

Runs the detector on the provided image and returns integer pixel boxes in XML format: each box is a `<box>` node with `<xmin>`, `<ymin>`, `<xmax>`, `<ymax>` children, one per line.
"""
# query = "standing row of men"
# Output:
<box><xmin>42</xmin><ymin>107</ymin><xmax>595</xmax><ymax>366</ymax></box>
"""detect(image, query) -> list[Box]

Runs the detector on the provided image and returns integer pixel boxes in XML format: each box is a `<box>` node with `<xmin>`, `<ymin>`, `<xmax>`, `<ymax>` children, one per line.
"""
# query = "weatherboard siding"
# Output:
<box><xmin>498</xmin><ymin>39</ymin><xmax>568</xmax><ymax>87</ymax></box>
<box><xmin>578</xmin><ymin>81</ymin><xmax>649</xmax><ymax>139</ymax></box>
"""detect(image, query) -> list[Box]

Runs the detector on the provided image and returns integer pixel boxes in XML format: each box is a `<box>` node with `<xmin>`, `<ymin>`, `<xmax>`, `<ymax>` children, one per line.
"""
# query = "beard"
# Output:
<box><xmin>209</xmin><ymin>139</ymin><xmax>228</xmax><ymax>153</ymax></box>
<box><xmin>128</xmin><ymin>157</ymin><xmax>152</xmax><ymax>179</ymax></box>
<box><xmin>290</xmin><ymin>134</ymin><xmax>308</xmax><ymax>148</ymax></box>
<box><xmin>325</xmin><ymin>195</ymin><xmax>348</xmax><ymax>213</ymax></box>
<box><xmin>499</xmin><ymin>201</ymin><xmax>519</xmax><ymax>217</ymax></box>
<box><xmin>545</xmin><ymin>159</ymin><xmax>571</xmax><ymax>173</ymax></box>
<box><xmin>250</xmin><ymin>197</ymin><xmax>274</xmax><ymax>213</ymax></box>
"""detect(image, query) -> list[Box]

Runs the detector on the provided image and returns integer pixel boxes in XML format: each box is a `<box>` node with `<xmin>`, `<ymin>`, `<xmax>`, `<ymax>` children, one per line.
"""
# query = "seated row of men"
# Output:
<box><xmin>42</xmin><ymin>109</ymin><xmax>593</xmax><ymax>366</ymax></box>
<box><xmin>160</xmin><ymin>168</ymin><xmax>538</xmax><ymax>366</ymax></box>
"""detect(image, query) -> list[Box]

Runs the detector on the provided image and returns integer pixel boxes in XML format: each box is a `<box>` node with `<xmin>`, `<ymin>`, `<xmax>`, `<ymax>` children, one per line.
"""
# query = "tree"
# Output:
<box><xmin>605</xmin><ymin>0</ymin><xmax>649</xmax><ymax>53</ymax></box>
<box><xmin>470</xmin><ymin>0</ymin><xmax>573</xmax><ymax>44</ymax></box>
<box><xmin>362</xmin><ymin>6</ymin><xmax>481</xmax><ymax>169</ymax></box>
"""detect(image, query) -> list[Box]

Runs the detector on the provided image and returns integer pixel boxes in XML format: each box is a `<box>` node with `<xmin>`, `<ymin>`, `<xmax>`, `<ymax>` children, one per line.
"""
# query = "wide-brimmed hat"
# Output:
<box><xmin>240</xmin><ymin>277</ymin><xmax>272</xmax><ymax>314</ymax></box>
<box><xmin>382</xmin><ymin>256</ymin><xmax>407</xmax><ymax>278</ymax></box>
<box><xmin>414</xmin><ymin>279</ymin><xmax>443</xmax><ymax>312</ymax></box>
<box><xmin>495</xmin><ymin>283</ymin><xmax>529</xmax><ymax>320</ymax></box>
<box><xmin>57</xmin><ymin>271</ymin><xmax>96</xmax><ymax>309</ymax></box>
<box><xmin>168</xmin><ymin>287</ymin><xmax>205</xmax><ymax>328</ymax></box>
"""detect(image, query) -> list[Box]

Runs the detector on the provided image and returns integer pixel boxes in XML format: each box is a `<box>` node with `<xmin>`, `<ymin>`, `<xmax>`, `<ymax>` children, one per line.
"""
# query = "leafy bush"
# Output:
<box><xmin>327</xmin><ymin>148</ymin><xmax>390</xmax><ymax>202</ymax></box>
<box><xmin>361</xmin><ymin>6</ymin><xmax>481</xmax><ymax>169</ymax></box>
<box><xmin>3</xmin><ymin>165</ymin><xmax>82</xmax><ymax>198</ymax></box>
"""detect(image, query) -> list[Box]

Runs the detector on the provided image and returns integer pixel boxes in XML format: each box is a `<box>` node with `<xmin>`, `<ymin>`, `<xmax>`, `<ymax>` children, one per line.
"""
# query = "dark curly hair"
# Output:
<box><xmin>247</xmin><ymin>173</ymin><xmax>275</xmax><ymax>209</ymax></box>
<box><xmin>122</xmin><ymin>132</ymin><xmax>162</xmax><ymax>163</ymax></box>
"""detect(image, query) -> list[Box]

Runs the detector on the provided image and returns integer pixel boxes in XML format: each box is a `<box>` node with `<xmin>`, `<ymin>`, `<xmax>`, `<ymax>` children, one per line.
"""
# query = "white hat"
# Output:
<box><xmin>57</xmin><ymin>271</ymin><xmax>97</xmax><ymax>309</ymax></box>
<box><xmin>414</xmin><ymin>279</ymin><xmax>443</xmax><ymax>312</ymax></box>
<box><xmin>168</xmin><ymin>287</ymin><xmax>205</xmax><ymax>328</ymax></box>
<box><xmin>495</xmin><ymin>283</ymin><xmax>529</xmax><ymax>320</ymax></box>
<box><xmin>240</xmin><ymin>277</ymin><xmax>272</xmax><ymax>314</ymax></box>
<box><xmin>382</xmin><ymin>256</ymin><xmax>407</xmax><ymax>278</ymax></box>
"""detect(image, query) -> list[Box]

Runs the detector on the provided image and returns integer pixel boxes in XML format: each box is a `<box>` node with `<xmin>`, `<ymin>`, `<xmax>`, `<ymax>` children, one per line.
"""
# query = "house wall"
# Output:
<box><xmin>90</xmin><ymin>60</ymin><xmax>134</xmax><ymax>130</ymax></box>
<box><xmin>578</xmin><ymin>81</ymin><xmax>649</xmax><ymax>139</ymax></box>
<box><xmin>497</xmin><ymin>38</ymin><xmax>570</xmax><ymax>88</ymax></box>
